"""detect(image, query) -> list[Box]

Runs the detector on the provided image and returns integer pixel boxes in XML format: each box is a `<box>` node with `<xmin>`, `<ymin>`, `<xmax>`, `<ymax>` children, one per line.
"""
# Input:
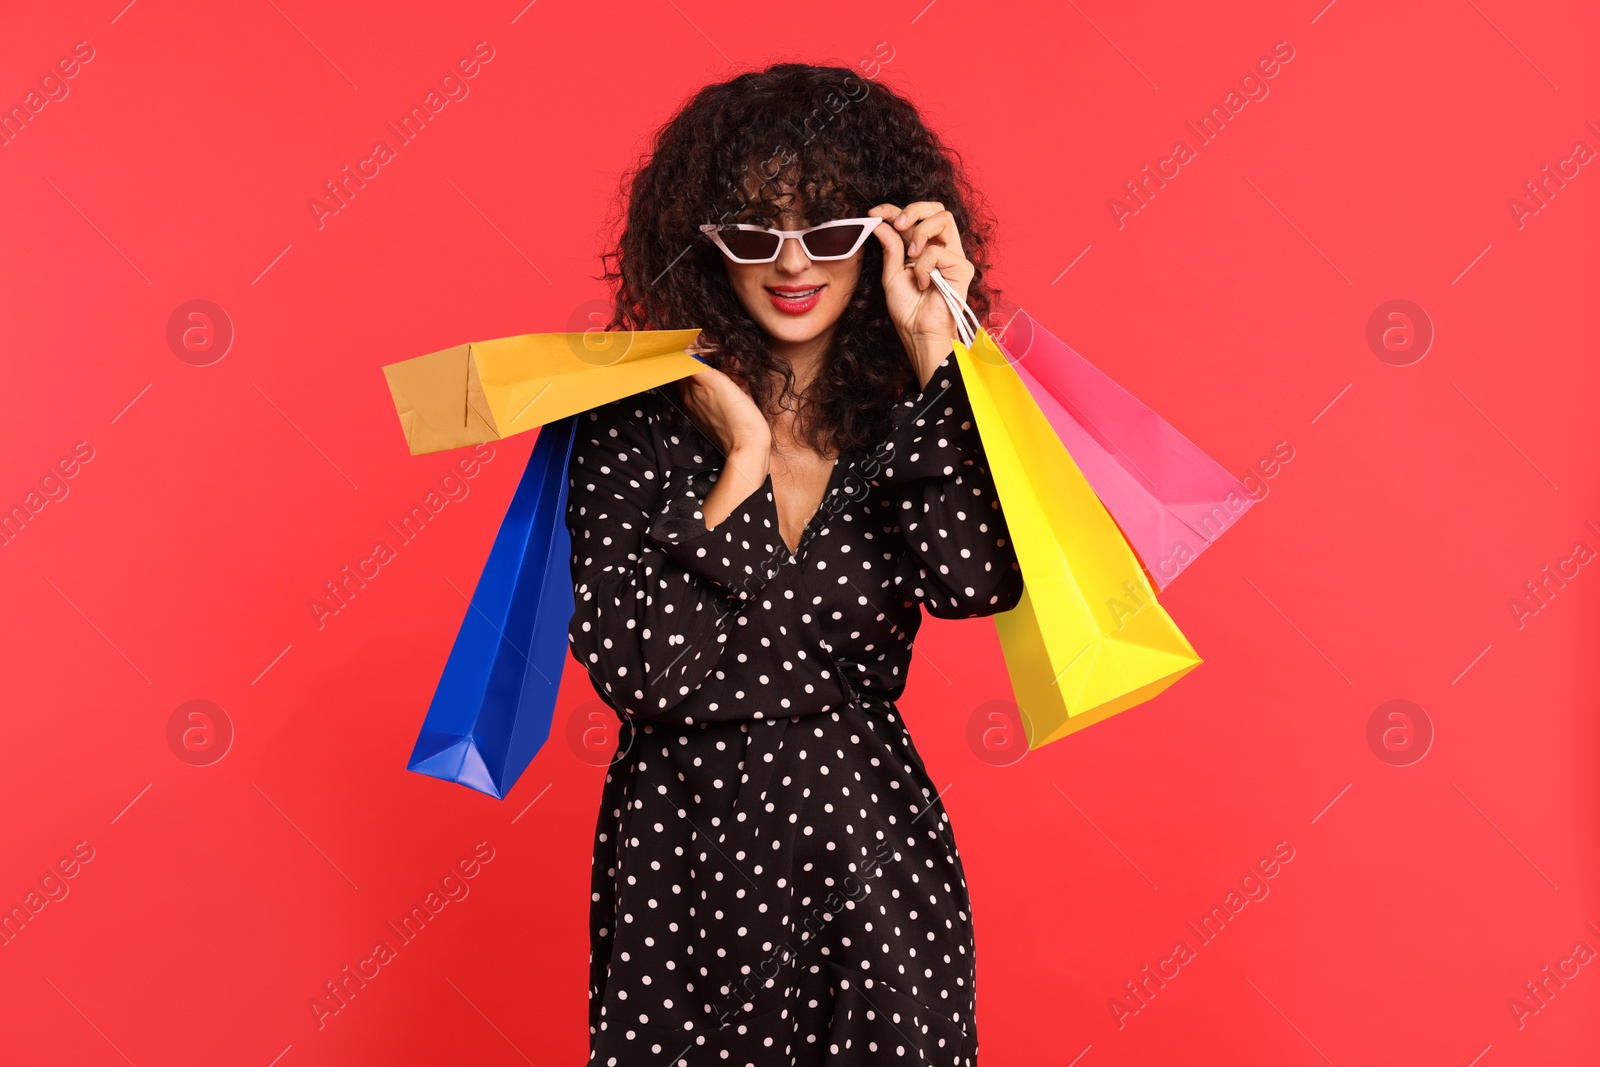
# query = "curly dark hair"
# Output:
<box><xmin>597</xmin><ymin>62</ymin><xmax>1001</xmax><ymax>456</ymax></box>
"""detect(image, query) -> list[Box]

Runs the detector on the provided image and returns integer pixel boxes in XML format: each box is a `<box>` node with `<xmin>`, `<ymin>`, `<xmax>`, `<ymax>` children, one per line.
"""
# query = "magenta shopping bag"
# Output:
<box><xmin>996</xmin><ymin>309</ymin><xmax>1255</xmax><ymax>589</ymax></box>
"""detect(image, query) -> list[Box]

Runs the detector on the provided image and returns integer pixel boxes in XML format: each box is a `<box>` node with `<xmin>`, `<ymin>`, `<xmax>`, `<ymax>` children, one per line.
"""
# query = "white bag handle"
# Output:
<box><xmin>929</xmin><ymin>268</ymin><xmax>982</xmax><ymax>349</ymax></box>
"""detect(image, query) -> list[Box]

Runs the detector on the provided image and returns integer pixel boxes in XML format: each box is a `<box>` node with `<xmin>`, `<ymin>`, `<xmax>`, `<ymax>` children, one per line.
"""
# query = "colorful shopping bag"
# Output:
<box><xmin>930</xmin><ymin>274</ymin><xmax>1202</xmax><ymax>747</ymax></box>
<box><xmin>998</xmin><ymin>309</ymin><xmax>1255</xmax><ymax>590</ymax></box>
<box><xmin>383</xmin><ymin>328</ymin><xmax>705</xmax><ymax>455</ymax></box>
<box><xmin>392</xmin><ymin>327</ymin><xmax>717</xmax><ymax>796</ymax></box>
<box><xmin>406</xmin><ymin>415</ymin><xmax>580</xmax><ymax>798</ymax></box>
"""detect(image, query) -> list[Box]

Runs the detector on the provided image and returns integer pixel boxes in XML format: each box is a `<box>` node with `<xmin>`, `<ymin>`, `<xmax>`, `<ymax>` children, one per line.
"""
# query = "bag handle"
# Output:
<box><xmin>929</xmin><ymin>268</ymin><xmax>982</xmax><ymax>349</ymax></box>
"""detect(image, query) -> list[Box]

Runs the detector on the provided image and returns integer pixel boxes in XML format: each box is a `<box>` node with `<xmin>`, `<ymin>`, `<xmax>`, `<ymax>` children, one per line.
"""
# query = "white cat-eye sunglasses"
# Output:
<box><xmin>698</xmin><ymin>217</ymin><xmax>884</xmax><ymax>264</ymax></box>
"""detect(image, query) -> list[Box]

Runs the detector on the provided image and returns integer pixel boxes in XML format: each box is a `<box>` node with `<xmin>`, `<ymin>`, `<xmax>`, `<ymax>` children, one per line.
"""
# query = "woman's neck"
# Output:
<box><xmin>765</xmin><ymin>330</ymin><xmax>834</xmax><ymax>456</ymax></box>
<box><xmin>767</xmin><ymin>330</ymin><xmax>831</xmax><ymax>395</ymax></box>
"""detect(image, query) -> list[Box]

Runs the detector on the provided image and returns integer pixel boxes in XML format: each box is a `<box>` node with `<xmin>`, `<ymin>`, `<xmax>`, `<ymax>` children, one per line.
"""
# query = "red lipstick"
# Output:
<box><xmin>765</xmin><ymin>283</ymin><xmax>825</xmax><ymax>315</ymax></box>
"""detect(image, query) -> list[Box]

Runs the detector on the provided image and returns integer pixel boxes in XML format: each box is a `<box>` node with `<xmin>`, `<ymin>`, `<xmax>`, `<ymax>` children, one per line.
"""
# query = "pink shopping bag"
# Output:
<box><xmin>996</xmin><ymin>309</ymin><xmax>1255</xmax><ymax>589</ymax></box>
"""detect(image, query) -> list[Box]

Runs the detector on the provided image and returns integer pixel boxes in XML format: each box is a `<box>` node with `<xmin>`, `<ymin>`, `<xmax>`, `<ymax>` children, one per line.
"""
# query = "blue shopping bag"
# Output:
<box><xmin>406</xmin><ymin>415</ymin><xmax>580</xmax><ymax>798</ymax></box>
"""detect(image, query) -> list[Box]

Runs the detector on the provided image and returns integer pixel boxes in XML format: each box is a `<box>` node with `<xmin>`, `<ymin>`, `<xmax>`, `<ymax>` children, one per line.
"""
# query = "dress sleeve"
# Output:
<box><xmin>566</xmin><ymin>394</ymin><xmax>789</xmax><ymax>720</ymax></box>
<box><xmin>866</xmin><ymin>350</ymin><xmax>1026</xmax><ymax>620</ymax></box>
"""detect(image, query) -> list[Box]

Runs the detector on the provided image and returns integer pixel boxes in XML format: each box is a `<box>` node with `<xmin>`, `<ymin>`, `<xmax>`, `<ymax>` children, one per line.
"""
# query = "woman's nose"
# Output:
<box><xmin>775</xmin><ymin>235</ymin><xmax>811</xmax><ymax>271</ymax></box>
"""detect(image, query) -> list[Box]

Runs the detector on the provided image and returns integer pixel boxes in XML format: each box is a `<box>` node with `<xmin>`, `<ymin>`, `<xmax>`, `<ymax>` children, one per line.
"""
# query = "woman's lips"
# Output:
<box><xmin>765</xmin><ymin>284</ymin><xmax>824</xmax><ymax>315</ymax></box>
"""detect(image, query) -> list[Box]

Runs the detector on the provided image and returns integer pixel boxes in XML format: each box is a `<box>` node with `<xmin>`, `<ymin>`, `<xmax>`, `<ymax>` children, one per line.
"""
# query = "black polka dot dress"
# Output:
<box><xmin>565</xmin><ymin>350</ymin><xmax>1024</xmax><ymax>1066</ymax></box>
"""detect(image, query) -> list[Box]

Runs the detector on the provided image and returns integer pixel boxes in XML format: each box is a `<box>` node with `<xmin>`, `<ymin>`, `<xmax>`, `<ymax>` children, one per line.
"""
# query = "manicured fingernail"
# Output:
<box><xmin>906</xmin><ymin>242</ymin><xmax>918</xmax><ymax>255</ymax></box>
<box><xmin>894</xmin><ymin>214</ymin><xmax>907</xmax><ymax>226</ymax></box>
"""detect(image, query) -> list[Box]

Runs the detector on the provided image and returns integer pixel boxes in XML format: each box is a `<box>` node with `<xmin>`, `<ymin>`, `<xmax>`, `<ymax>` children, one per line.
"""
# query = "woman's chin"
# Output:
<box><xmin>752</xmin><ymin>306</ymin><xmax>846</xmax><ymax>346</ymax></box>
<box><xmin>762</xmin><ymin>321</ymin><xmax>828</xmax><ymax>344</ymax></box>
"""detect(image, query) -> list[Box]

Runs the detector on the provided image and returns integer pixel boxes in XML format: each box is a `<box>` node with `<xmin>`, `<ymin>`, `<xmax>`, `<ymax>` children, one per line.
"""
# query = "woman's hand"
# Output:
<box><xmin>869</xmin><ymin>201</ymin><xmax>975</xmax><ymax>389</ymax></box>
<box><xmin>677</xmin><ymin>363</ymin><xmax>770</xmax><ymax>456</ymax></box>
<box><xmin>676</xmin><ymin>364</ymin><xmax>772</xmax><ymax>530</ymax></box>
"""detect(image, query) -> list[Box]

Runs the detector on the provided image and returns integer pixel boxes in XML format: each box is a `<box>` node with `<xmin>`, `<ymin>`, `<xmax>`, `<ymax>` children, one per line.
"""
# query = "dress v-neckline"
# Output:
<box><xmin>686</xmin><ymin>418</ymin><xmax>854</xmax><ymax>561</ymax></box>
<box><xmin>787</xmin><ymin>447</ymin><xmax>864</xmax><ymax>559</ymax></box>
<box><xmin>783</xmin><ymin>453</ymin><xmax>844</xmax><ymax>559</ymax></box>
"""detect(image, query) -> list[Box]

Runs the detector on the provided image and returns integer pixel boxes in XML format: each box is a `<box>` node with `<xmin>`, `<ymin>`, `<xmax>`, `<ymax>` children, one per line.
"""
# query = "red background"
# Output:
<box><xmin>2</xmin><ymin>1</ymin><xmax>1595</xmax><ymax>1064</ymax></box>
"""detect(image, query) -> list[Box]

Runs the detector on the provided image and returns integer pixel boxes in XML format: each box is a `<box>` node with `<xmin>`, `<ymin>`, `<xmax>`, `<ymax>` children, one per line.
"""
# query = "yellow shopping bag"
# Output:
<box><xmin>383</xmin><ymin>328</ymin><xmax>706</xmax><ymax>455</ymax></box>
<box><xmin>952</xmin><ymin>326</ymin><xmax>1202</xmax><ymax>748</ymax></box>
<box><xmin>934</xmin><ymin>271</ymin><xmax>1196</xmax><ymax>748</ymax></box>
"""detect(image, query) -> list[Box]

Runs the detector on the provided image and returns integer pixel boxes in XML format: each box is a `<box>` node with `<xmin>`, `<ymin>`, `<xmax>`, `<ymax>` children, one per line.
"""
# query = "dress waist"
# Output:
<box><xmin>622</xmin><ymin>691</ymin><xmax>897</xmax><ymax>730</ymax></box>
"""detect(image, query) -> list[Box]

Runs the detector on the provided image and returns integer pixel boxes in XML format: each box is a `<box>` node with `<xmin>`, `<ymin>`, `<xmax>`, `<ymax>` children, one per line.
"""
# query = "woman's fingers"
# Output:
<box><xmin>905</xmin><ymin>209</ymin><xmax>961</xmax><ymax>258</ymax></box>
<box><xmin>888</xmin><ymin>201</ymin><xmax>953</xmax><ymax>255</ymax></box>
<box><xmin>909</xmin><ymin>243</ymin><xmax>944</xmax><ymax>287</ymax></box>
<box><xmin>911</xmin><ymin>244</ymin><xmax>973</xmax><ymax>301</ymax></box>
<box><xmin>868</xmin><ymin>204</ymin><xmax>907</xmax><ymax>274</ymax></box>
<box><xmin>872</xmin><ymin>201</ymin><xmax>966</xmax><ymax>264</ymax></box>
<box><xmin>873</xmin><ymin>201</ymin><xmax>973</xmax><ymax>315</ymax></box>
<box><xmin>890</xmin><ymin>200</ymin><xmax>944</xmax><ymax>231</ymax></box>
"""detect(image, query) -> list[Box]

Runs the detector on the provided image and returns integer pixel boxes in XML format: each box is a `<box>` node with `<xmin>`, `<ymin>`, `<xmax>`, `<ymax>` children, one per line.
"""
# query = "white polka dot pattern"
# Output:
<box><xmin>566</xmin><ymin>351</ymin><xmax>1023</xmax><ymax>1064</ymax></box>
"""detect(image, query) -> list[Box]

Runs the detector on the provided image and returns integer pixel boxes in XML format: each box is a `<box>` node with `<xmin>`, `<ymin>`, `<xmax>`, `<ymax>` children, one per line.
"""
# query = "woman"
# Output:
<box><xmin>567</xmin><ymin>62</ymin><xmax>1023</xmax><ymax>1065</ymax></box>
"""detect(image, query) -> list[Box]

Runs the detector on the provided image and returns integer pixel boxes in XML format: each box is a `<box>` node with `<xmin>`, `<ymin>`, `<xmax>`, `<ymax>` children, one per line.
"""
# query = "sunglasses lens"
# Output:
<box><xmin>802</xmin><ymin>222</ymin><xmax>870</xmax><ymax>258</ymax></box>
<box><xmin>718</xmin><ymin>229</ymin><xmax>782</xmax><ymax>261</ymax></box>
